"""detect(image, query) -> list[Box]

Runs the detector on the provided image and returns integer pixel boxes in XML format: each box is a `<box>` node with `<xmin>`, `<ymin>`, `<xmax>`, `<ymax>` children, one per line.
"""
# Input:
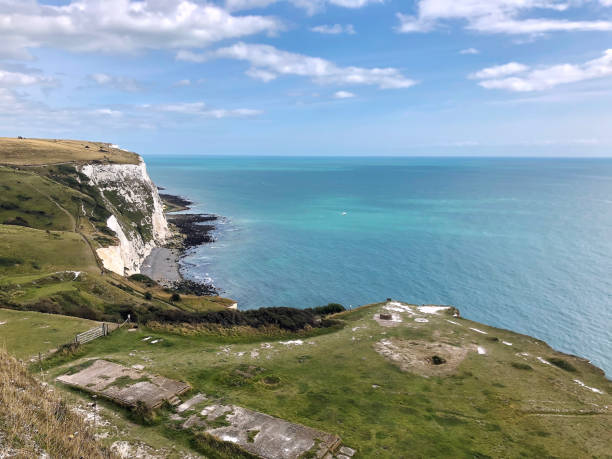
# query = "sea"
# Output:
<box><xmin>145</xmin><ymin>156</ymin><xmax>612</xmax><ymax>376</ymax></box>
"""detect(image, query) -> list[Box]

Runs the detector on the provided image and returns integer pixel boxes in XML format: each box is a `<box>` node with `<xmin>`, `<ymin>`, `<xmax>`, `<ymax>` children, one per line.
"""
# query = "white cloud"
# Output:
<box><xmin>226</xmin><ymin>0</ymin><xmax>382</xmax><ymax>14</ymax></box>
<box><xmin>151</xmin><ymin>101</ymin><xmax>262</xmax><ymax>118</ymax></box>
<box><xmin>469</xmin><ymin>62</ymin><xmax>529</xmax><ymax>79</ymax></box>
<box><xmin>474</xmin><ymin>49</ymin><xmax>612</xmax><ymax>91</ymax></box>
<box><xmin>397</xmin><ymin>0</ymin><xmax>612</xmax><ymax>35</ymax></box>
<box><xmin>174</xmin><ymin>79</ymin><xmax>192</xmax><ymax>87</ymax></box>
<box><xmin>460</xmin><ymin>48</ymin><xmax>479</xmax><ymax>55</ymax></box>
<box><xmin>0</xmin><ymin>0</ymin><xmax>282</xmax><ymax>59</ymax></box>
<box><xmin>213</xmin><ymin>42</ymin><xmax>417</xmax><ymax>89</ymax></box>
<box><xmin>93</xmin><ymin>108</ymin><xmax>123</xmax><ymax>117</ymax></box>
<box><xmin>333</xmin><ymin>90</ymin><xmax>356</xmax><ymax>98</ymax></box>
<box><xmin>89</xmin><ymin>73</ymin><xmax>140</xmax><ymax>91</ymax></box>
<box><xmin>176</xmin><ymin>50</ymin><xmax>208</xmax><ymax>63</ymax></box>
<box><xmin>311</xmin><ymin>24</ymin><xmax>356</xmax><ymax>34</ymax></box>
<box><xmin>0</xmin><ymin>69</ymin><xmax>57</xmax><ymax>87</ymax></box>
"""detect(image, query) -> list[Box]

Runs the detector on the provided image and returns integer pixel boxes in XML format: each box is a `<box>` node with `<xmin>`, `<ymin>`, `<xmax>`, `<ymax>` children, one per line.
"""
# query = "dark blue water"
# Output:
<box><xmin>146</xmin><ymin>156</ymin><xmax>612</xmax><ymax>375</ymax></box>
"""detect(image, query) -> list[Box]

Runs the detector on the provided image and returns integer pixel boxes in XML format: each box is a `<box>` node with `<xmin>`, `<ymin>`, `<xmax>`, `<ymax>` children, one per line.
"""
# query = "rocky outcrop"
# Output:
<box><xmin>79</xmin><ymin>159</ymin><xmax>169</xmax><ymax>276</ymax></box>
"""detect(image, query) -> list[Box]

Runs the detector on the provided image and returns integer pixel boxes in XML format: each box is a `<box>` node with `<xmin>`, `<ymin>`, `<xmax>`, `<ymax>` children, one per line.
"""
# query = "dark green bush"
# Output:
<box><xmin>0</xmin><ymin>256</ymin><xmax>23</xmax><ymax>267</ymax></box>
<box><xmin>549</xmin><ymin>357</ymin><xmax>577</xmax><ymax>372</ymax></box>
<box><xmin>511</xmin><ymin>362</ymin><xmax>532</xmax><ymax>371</ymax></box>
<box><xmin>129</xmin><ymin>274</ymin><xmax>157</xmax><ymax>287</ymax></box>
<box><xmin>309</xmin><ymin>303</ymin><xmax>346</xmax><ymax>315</ymax></box>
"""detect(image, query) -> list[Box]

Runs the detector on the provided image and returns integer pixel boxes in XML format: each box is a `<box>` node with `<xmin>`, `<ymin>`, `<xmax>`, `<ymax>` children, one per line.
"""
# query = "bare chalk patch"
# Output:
<box><xmin>537</xmin><ymin>357</ymin><xmax>551</xmax><ymax>365</ymax></box>
<box><xmin>477</xmin><ymin>346</ymin><xmax>487</xmax><ymax>355</ymax></box>
<box><xmin>414</xmin><ymin>318</ymin><xmax>429</xmax><ymax>323</ymax></box>
<box><xmin>502</xmin><ymin>341</ymin><xmax>513</xmax><ymax>346</ymax></box>
<box><xmin>418</xmin><ymin>305</ymin><xmax>450</xmax><ymax>314</ymax></box>
<box><xmin>573</xmin><ymin>379</ymin><xmax>604</xmax><ymax>394</ymax></box>
<box><xmin>470</xmin><ymin>328</ymin><xmax>488</xmax><ymax>335</ymax></box>
<box><xmin>375</xmin><ymin>338</ymin><xmax>468</xmax><ymax>378</ymax></box>
<box><xmin>280</xmin><ymin>340</ymin><xmax>304</xmax><ymax>346</ymax></box>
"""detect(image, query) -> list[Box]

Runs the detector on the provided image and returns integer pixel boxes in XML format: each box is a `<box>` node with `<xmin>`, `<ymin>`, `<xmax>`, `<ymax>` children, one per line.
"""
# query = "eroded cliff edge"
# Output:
<box><xmin>79</xmin><ymin>159</ymin><xmax>170</xmax><ymax>276</ymax></box>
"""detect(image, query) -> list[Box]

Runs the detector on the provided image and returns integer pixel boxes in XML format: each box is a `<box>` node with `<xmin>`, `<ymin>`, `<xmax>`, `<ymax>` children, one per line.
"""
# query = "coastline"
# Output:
<box><xmin>141</xmin><ymin>191</ymin><xmax>219</xmax><ymax>295</ymax></box>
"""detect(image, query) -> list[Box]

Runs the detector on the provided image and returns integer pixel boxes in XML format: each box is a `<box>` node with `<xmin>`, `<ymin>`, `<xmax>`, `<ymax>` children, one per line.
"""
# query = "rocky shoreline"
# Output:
<box><xmin>141</xmin><ymin>192</ymin><xmax>220</xmax><ymax>296</ymax></box>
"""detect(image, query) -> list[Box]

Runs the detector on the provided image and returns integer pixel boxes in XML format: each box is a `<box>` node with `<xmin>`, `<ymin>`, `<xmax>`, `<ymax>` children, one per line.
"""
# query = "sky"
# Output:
<box><xmin>1</xmin><ymin>0</ymin><xmax>612</xmax><ymax>156</ymax></box>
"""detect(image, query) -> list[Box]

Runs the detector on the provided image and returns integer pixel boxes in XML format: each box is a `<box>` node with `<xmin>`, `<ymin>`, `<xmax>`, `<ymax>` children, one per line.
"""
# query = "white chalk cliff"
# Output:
<box><xmin>79</xmin><ymin>159</ymin><xmax>169</xmax><ymax>276</ymax></box>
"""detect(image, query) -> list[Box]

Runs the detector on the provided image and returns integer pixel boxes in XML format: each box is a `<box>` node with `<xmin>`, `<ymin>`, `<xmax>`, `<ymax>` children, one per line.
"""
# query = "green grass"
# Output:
<box><xmin>0</xmin><ymin>224</ymin><xmax>98</xmax><ymax>277</ymax></box>
<box><xmin>42</xmin><ymin>303</ymin><xmax>612</xmax><ymax>458</ymax></box>
<box><xmin>0</xmin><ymin>167</ymin><xmax>78</xmax><ymax>231</ymax></box>
<box><xmin>0</xmin><ymin>308</ymin><xmax>98</xmax><ymax>359</ymax></box>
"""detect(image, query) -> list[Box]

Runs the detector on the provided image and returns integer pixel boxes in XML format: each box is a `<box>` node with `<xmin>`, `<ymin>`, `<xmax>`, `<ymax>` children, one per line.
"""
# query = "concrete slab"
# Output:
<box><xmin>198</xmin><ymin>403</ymin><xmax>340</xmax><ymax>458</ymax></box>
<box><xmin>57</xmin><ymin>359</ymin><xmax>190</xmax><ymax>408</ymax></box>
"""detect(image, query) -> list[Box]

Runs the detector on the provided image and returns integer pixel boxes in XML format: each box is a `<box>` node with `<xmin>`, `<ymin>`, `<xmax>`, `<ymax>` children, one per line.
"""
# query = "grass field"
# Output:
<box><xmin>0</xmin><ymin>224</ymin><xmax>99</xmax><ymax>276</ymax></box>
<box><xmin>0</xmin><ymin>308</ymin><xmax>98</xmax><ymax>359</ymax></box>
<box><xmin>0</xmin><ymin>137</ymin><xmax>139</xmax><ymax>165</ymax></box>
<box><xmin>43</xmin><ymin>302</ymin><xmax>612</xmax><ymax>458</ymax></box>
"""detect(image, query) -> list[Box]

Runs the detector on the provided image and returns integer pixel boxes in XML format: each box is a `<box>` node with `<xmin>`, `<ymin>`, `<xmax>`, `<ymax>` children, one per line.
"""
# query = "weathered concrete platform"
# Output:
<box><xmin>190</xmin><ymin>402</ymin><xmax>341</xmax><ymax>458</ymax></box>
<box><xmin>57</xmin><ymin>359</ymin><xmax>190</xmax><ymax>408</ymax></box>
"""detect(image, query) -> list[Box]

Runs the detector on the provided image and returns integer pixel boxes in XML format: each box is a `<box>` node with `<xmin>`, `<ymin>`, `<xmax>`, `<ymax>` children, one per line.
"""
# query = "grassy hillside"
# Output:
<box><xmin>0</xmin><ymin>138</ymin><xmax>234</xmax><ymax>326</ymax></box>
<box><xmin>41</xmin><ymin>302</ymin><xmax>612</xmax><ymax>458</ymax></box>
<box><xmin>0</xmin><ymin>348</ymin><xmax>116</xmax><ymax>458</ymax></box>
<box><xmin>0</xmin><ymin>308</ymin><xmax>98</xmax><ymax>359</ymax></box>
<box><xmin>0</xmin><ymin>137</ymin><xmax>139</xmax><ymax>165</ymax></box>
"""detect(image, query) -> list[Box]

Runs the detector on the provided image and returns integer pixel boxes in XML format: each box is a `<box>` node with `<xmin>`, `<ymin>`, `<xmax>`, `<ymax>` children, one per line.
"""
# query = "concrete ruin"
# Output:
<box><xmin>57</xmin><ymin>359</ymin><xmax>190</xmax><ymax>408</ymax></box>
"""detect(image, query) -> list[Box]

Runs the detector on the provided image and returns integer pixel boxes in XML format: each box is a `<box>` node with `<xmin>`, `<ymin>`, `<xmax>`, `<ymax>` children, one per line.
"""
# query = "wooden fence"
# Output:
<box><xmin>74</xmin><ymin>319</ymin><xmax>128</xmax><ymax>345</ymax></box>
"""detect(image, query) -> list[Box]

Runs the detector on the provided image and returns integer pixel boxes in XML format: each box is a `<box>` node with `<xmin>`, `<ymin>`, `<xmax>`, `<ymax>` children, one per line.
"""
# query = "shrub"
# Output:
<box><xmin>129</xmin><ymin>274</ymin><xmax>156</xmax><ymax>287</ymax></box>
<box><xmin>309</xmin><ymin>303</ymin><xmax>346</xmax><ymax>315</ymax></box>
<box><xmin>3</xmin><ymin>216</ymin><xmax>30</xmax><ymax>227</ymax></box>
<box><xmin>511</xmin><ymin>362</ymin><xmax>532</xmax><ymax>371</ymax></box>
<box><xmin>0</xmin><ymin>256</ymin><xmax>23</xmax><ymax>267</ymax></box>
<box><xmin>144</xmin><ymin>291</ymin><xmax>153</xmax><ymax>300</ymax></box>
<box><xmin>129</xmin><ymin>401</ymin><xmax>159</xmax><ymax>425</ymax></box>
<box><xmin>549</xmin><ymin>357</ymin><xmax>577</xmax><ymax>372</ymax></box>
<box><xmin>170</xmin><ymin>293</ymin><xmax>181</xmax><ymax>302</ymax></box>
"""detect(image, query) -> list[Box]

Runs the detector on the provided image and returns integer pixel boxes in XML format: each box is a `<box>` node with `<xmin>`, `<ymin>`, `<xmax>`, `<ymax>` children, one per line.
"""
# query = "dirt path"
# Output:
<box><xmin>25</xmin><ymin>182</ymin><xmax>105</xmax><ymax>274</ymax></box>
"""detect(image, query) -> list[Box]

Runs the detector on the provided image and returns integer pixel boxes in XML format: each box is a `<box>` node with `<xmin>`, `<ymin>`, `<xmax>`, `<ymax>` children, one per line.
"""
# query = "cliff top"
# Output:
<box><xmin>0</xmin><ymin>137</ymin><xmax>140</xmax><ymax>166</ymax></box>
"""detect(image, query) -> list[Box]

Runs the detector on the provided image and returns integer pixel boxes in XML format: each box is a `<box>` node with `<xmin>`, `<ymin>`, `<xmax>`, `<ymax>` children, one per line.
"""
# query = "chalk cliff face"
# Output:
<box><xmin>79</xmin><ymin>159</ymin><xmax>169</xmax><ymax>276</ymax></box>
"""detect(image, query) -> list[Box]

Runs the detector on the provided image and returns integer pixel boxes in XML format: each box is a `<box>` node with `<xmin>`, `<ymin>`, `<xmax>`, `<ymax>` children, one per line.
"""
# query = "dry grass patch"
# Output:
<box><xmin>0</xmin><ymin>137</ymin><xmax>139</xmax><ymax>165</ymax></box>
<box><xmin>375</xmin><ymin>338</ymin><xmax>469</xmax><ymax>377</ymax></box>
<box><xmin>0</xmin><ymin>349</ymin><xmax>116</xmax><ymax>458</ymax></box>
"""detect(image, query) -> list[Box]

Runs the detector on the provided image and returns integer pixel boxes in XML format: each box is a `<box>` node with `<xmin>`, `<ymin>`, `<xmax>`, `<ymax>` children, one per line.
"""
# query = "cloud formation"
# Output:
<box><xmin>460</xmin><ymin>48</ymin><xmax>479</xmax><ymax>55</ymax></box>
<box><xmin>0</xmin><ymin>69</ymin><xmax>57</xmax><ymax>87</ymax></box>
<box><xmin>469</xmin><ymin>62</ymin><xmax>529</xmax><ymax>80</ymax></box>
<box><xmin>333</xmin><ymin>90</ymin><xmax>356</xmax><ymax>98</ymax></box>
<box><xmin>148</xmin><ymin>101</ymin><xmax>262</xmax><ymax>118</ymax></box>
<box><xmin>397</xmin><ymin>0</ymin><xmax>612</xmax><ymax>35</ymax></box>
<box><xmin>0</xmin><ymin>0</ymin><xmax>281</xmax><ymax>59</ymax></box>
<box><xmin>472</xmin><ymin>49</ymin><xmax>612</xmax><ymax>91</ymax></box>
<box><xmin>89</xmin><ymin>73</ymin><xmax>140</xmax><ymax>92</ymax></box>
<box><xmin>225</xmin><ymin>0</ymin><xmax>382</xmax><ymax>14</ymax></box>
<box><xmin>209</xmin><ymin>42</ymin><xmax>416</xmax><ymax>89</ymax></box>
<box><xmin>311</xmin><ymin>24</ymin><xmax>356</xmax><ymax>34</ymax></box>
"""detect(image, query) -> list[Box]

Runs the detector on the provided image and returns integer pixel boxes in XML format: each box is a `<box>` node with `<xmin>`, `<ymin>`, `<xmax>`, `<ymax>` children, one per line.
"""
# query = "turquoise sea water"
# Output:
<box><xmin>146</xmin><ymin>156</ymin><xmax>612</xmax><ymax>376</ymax></box>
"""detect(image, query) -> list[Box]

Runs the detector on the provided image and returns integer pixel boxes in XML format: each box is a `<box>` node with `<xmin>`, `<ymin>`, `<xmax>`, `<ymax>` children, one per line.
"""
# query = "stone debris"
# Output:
<box><xmin>177</xmin><ymin>393</ymin><xmax>207</xmax><ymax>413</ymax></box>
<box><xmin>339</xmin><ymin>446</ymin><xmax>356</xmax><ymax>457</ymax></box>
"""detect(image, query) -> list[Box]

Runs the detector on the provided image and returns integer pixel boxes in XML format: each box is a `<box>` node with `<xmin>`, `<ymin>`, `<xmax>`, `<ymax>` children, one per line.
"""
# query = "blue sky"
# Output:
<box><xmin>1</xmin><ymin>0</ymin><xmax>612</xmax><ymax>156</ymax></box>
